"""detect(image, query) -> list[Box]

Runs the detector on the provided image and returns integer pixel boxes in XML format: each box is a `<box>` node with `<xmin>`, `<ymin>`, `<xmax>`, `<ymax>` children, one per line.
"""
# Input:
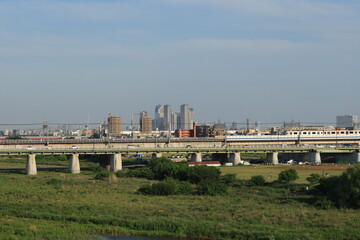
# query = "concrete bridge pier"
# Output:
<box><xmin>152</xmin><ymin>152</ymin><xmax>163</xmax><ymax>159</ymax></box>
<box><xmin>191</xmin><ymin>153</ymin><xmax>202</xmax><ymax>162</ymax></box>
<box><xmin>229</xmin><ymin>152</ymin><xmax>241</xmax><ymax>165</ymax></box>
<box><xmin>69</xmin><ymin>154</ymin><xmax>80</xmax><ymax>174</ymax></box>
<box><xmin>267</xmin><ymin>152</ymin><xmax>278</xmax><ymax>165</ymax></box>
<box><xmin>310</xmin><ymin>151</ymin><xmax>321</xmax><ymax>164</ymax></box>
<box><xmin>110</xmin><ymin>154</ymin><xmax>122</xmax><ymax>172</ymax></box>
<box><xmin>26</xmin><ymin>154</ymin><xmax>37</xmax><ymax>175</ymax></box>
<box><xmin>351</xmin><ymin>151</ymin><xmax>360</xmax><ymax>163</ymax></box>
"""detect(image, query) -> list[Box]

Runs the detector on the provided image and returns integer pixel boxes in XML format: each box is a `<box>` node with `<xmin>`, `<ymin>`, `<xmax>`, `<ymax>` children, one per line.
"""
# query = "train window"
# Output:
<box><xmin>331</xmin><ymin>132</ymin><xmax>335</xmax><ymax>134</ymax></box>
<box><xmin>340</xmin><ymin>131</ymin><xmax>344</xmax><ymax>134</ymax></box>
<box><xmin>312</xmin><ymin>132</ymin><xmax>316</xmax><ymax>134</ymax></box>
<box><xmin>294</xmin><ymin>132</ymin><xmax>298</xmax><ymax>134</ymax></box>
<box><xmin>303</xmin><ymin>132</ymin><xmax>307</xmax><ymax>134</ymax></box>
<box><xmin>350</xmin><ymin>131</ymin><xmax>353</xmax><ymax>134</ymax></box>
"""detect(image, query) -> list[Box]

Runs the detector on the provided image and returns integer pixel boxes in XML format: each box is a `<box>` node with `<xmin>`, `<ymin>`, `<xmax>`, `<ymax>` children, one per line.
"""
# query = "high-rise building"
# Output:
<box><xmin>131</xmin><ymin>113</ymin><xmax>140</xmax><ymax>130</ymax></box>
<box><xmin>140</xmin><ymin>113</ymin><xmax>152</xmax><ymax>134</ymax></box>
<box><xmin>172</xmin><ymin>112</ymin><xmax>181</xmax><ymax>130</ymax></box>
<box><xmin>107</xmin><ymin>114</ymin><xmax>121</xmax><ymax>137</ymax></box>
<box><xmin>180</xmin><ymin>104</ymin><xmax>194</xmax><ymax>129</ymax></box>
<box><xmin>155</xmin><ymin>105</ymin><xmax>165</xmax><ymax>130</ymax></box>
<box><xmin>164</xmin><ymin>105</ymin><xmax>172</xmax><ymax>130</ymax></box>
<box><xmin>336</xmin><ymin>115</ymin><xmax>358</xmax><ymax>129</ymax></box>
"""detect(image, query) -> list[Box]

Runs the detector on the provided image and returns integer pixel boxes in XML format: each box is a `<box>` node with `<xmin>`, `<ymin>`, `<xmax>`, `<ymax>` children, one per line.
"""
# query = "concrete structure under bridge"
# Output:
<box><xmin>0</xmin><ymin>146</ymin><xmax>359</xmax><ymax>175</ymax></box>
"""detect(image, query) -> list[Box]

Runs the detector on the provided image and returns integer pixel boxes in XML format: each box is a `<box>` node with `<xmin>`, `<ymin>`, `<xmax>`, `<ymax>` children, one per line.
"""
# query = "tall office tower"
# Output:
<box><xmin>180</xmin><ymin>104</ymin><xmax>195</xmax><ymax>129</ymax></box>
<box><xmin>154</xmin><ymin>105</ymin><xmax>165</xmax><ymax>130</ymax></box>
<box><xmin>231</xmin><ymin>122</ymin><xmax>238</xmax><ymax>130</ymax></box>
<box><xmin>42</xmin><ymin>121</ymin><xmax>49</xmax><ymax>136</ymax></box>
<box><xmin>255</xmin><ymin>121</ymin><xmax>261</xmax><ymax>131</ymax></box>
<box><xmin>336</xmin><ymin>115</ymin><xmax>358</xmax><ymax>129</ymax></box>
<box><xmin>140</xmin><ymin>111</ymin><xmax>148</xmax><ymax>119</ymax></box>
<box><xmin>172</xmin><ymin>112</ymin><xmax>181</xmax><ymax>130</ymax></box>
<box><xmin>131</xmin><ymin>113</ymin><xmax>140</xmax><ymax>130</ymax></box>
<box><xmin>141</xmin><ymin>115</ymin><xmax>152</xmax><ymax>134</ymax></box>
<box><xmin>164</xmin><ymin>105</ymin><xmax>172</xmax><ymax>130</ymax></box>
<box><xmin>246</xmin><ymin>118</ymin><xmax>253</xmax><ymax>132</ymax></box>
<box><xmin>107</xmin><ymin>113</ymin><xmax>121</xmax><ymax>137</ymax></box>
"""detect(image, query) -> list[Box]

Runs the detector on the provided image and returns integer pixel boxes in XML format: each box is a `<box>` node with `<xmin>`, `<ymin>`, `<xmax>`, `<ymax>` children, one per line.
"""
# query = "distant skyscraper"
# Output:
<box><xmin>246</xmin><ymin>118</ymin><xmax>253</xmax><ymax>132</ymax></box>
<box><xmin>336</xmin><ymin>115</ymin><xmax>358</xmax><ymax>129</ymax></box>
<box><xmin>164</xmin><ymin>105</ymin><xmax>172</xmax><ymax>130</ymax></box>
<box><xmin>131</xmin><ymin>113</ymin><xmax>140</xmax><ymax>130</ymax></box>
<box><xmin>107</xmin><ymin>114</ymin><xmax>121</xmax><ymax>136</ymax></box>
<box><xmin>155</xmin><ymin>105</ymin><xmax>165</xmax><ymax>130</ymax></box>
<box><xmin>180</xmin><ymin>104</ymin><xmax>194</xmax><ymax>129</ymax></box>
<box><xmin>255</xmin><ymin>121</ymin><xmax>261</xmax><ymax>131</ymax></box>
<box><xmin>141</xmin><ymin>115</ymin><xmax>152</xmax><ymax>134</ymax></box>
<box><xmin>172</xmin><ymin>112</ymin><xmax>181</xmax><ymax>130</ymax></box>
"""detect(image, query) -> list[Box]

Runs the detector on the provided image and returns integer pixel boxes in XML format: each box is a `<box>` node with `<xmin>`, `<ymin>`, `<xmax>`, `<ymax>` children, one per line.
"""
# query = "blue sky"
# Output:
<box><xmin>0</xmin><ymin>0</ymin><xmax>359</xmax><ymax>126</ymax></box>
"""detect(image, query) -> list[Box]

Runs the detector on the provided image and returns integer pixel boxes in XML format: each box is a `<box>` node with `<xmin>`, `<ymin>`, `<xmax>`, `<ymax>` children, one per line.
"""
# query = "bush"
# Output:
<box><xmin>187</xmin><ymin>165</ymin><xmax>221</xmax><ymax>184</ymax></box>
<box><xmin>138</xmin><ymin>178</ymin><xmax>193</xmax><ymax>196</ymax></box>
<box><xmin>148</xmin><ymin>157</ymin><xmax>180</xmax><ymax>180</ymax></box>
<box><xmin>221</xmin><ymin>173</ymin><xmax>237</xmax><ymax>185</ymax></box>
<box><xmin>249</xmin><ymin>175</ymin><xmax>266</xmax><ymax>186</ymax></box>
<box><xmin>314</xmin><ymin>197</ymin><xmax>334</xmax><ymax>210</ymax></box>
<box><xmin>196</xmin><ymin>180</ymin><xmax>228</xmax><ymax>196</ymax></box>
<box><xmin>278</xmin><ymin>169</ymin><xmax>299</xmax><ymax>184</ymax></box>
<box><xmin>176</xmin><ymin>181</ymin><xmax>193</xmax><ymax>195</ymax></box>
<box><xmin>94</xmin><ymin>171</ymin><xmax>110</xmax><ymax>180</ymax></box>
<box><xmin>93</xmin><ymin>166</ymin><xmax>105</xmax><ymax>174</ymax></box>
<box><xmin>317</xmin><ymin>165</ymin><xmax>360</xmax><ymax>209</ymax></box>
<box><xmin>125</xmin><ymin>168</ymin><xmax>155</xmax><ymax>179</ymax></box>
<box><xmin>306</xmin><ymin>173</ymin><xmax>321</xmax><ymax>186</ymax></box>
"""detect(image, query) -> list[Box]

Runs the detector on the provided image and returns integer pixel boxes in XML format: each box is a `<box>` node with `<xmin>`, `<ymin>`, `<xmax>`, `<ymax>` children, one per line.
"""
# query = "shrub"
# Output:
<box><xmin>221</xmin><ymin>173</ymin><xmax>237</xmax><ymax>185</ymax></box>
<box><xmin>148</xmin><ymin>157</ymin><xmax>180</xmax><ymax>180</ymax></box>
<box><xmin>306</xmin><ymin>173</ymin><xmax>321</xmax><ymax>186</ymax></box>
<box><xmin>93</xmin><ymin>166</ymin><xmax>105</xmax><ymax>174</ymax></box>
<box><xmin>317</xmin><ymin>165</ymin><xmax>360</xmax><ymax>209</ymax></box>
<box><xmin>127</xmin><ymin>168</ymin><xmax>155</xmax><ymax>179</ymax></box>
<box><xmin>196</xmin><ymin>180</ymin><xmax>228</xmax><ymax>196</ymax></box>
<box><xmin>115</xmin><ymin>170</ymin><xmax>127</xmax><ymax>178</ymax></box>
<box><xmin>94</xmin><ymin>171</ymin><xmax>110</xmax><ymax>180</ymax></box>
<box><xmin>314</xmin><ymin>197</ymin><xmax>334</xmax><ymax>210</ymax></box>
<box><xmin>176</xmin><ymin>181</ymin><xmax>193</xmax><ymax>195</ymax></box>
<box><xmin>187</xmin><ymin>165</ymin><xmax>221</xmax><ymax>184</ymax></box>
<box><xmin>138</xmin><ymin>178</ymin><xmax>193</xmax><ymax>196</ymax></box>
<box><xmin>278</xmin><ymin>169</ymin><xmax>299</xmax><ymax>184</ymax></box>
<box><xmin>249</xmin><ymin>175</ymin><xmax>266</xmax><ymax>186</ymax></box>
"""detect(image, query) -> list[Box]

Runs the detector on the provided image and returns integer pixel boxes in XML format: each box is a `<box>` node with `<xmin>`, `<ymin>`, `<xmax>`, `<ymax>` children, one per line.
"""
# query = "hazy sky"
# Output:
<box><xmin>1</xmin><ymin>0</ymin><xmax>359</xmax><ymax>126</ymax></box>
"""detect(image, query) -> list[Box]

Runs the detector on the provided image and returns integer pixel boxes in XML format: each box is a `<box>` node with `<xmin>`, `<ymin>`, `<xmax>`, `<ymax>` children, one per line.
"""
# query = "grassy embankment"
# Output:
<box><xmin>0</xmin><ymin>156</ymin><xmax>359</xmax><ymax>240</ymax></box>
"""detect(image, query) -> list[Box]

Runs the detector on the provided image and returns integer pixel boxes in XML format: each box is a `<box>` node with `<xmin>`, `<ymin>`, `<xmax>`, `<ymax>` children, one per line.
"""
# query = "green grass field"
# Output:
<box><xmin>0</xmin><ymin>157</ymin><xmax>359</xmax><ymax>240</ymax></box>
<box><xmin>220</xmin><ymin>164</ymin><xmax>351</xmax><ymax>183</ymax></box>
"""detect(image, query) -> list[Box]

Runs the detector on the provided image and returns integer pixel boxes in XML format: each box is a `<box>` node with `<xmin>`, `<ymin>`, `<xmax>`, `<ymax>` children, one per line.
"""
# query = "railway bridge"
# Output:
<box><xmin>0</xmin><ymin>145</ymin><xmax>359</xmax><ymax>175</ymax></box>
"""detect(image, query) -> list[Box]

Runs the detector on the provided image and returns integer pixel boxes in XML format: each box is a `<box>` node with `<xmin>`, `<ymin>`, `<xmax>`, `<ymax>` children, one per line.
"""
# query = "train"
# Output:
<box><xmin>225</xmin><ymin>129</ymin><xmax>360</xmax><ymax>143</ymax></box>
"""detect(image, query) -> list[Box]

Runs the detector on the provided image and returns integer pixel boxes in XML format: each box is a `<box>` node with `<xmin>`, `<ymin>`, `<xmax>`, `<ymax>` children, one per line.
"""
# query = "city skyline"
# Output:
<box><xmin>0</xmin><ymin>1</ymin><xmax>359</xmax><ymax>124</ymax></box>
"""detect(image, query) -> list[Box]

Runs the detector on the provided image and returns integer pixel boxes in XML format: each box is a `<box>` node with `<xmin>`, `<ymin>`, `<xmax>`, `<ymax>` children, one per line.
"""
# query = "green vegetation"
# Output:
<box><xmin>316</xmin><ymin>165</ymin><xmax>360</xmax><ymax>209</ymax></box>
<box><xmin>278</xmin><ymin>168</ymin><xmax>299</xmax><ymax>183</ymax></box>
<box><xmin>0</xmin><ymin>156</ymin><xmax>359</xmax><ymax>239</ymax></box>
<box><xmin>306</xmin><ymin>173</ymin><xmax>321</xmax><ymax>186</ymax></box>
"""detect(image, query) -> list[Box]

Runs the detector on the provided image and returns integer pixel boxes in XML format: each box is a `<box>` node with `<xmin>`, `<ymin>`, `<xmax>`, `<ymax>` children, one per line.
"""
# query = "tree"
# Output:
<box><xmin>318</xmin><ymin>165</ymin><xmax>360</xmax><ymax>209</ymax></box>
<box><xmin>187</xmin><ymin>165</ymin><xmax>221</xmax><ymax>184</ymax></box>
<box><xmin>278</xmin><ymin>169</ymin><xmax>299</xmax><ymax>184</ymax></box>
<box><xmin>250</xmin><ymin>175</ymin><xmax>266</xmax><ymax>186</ymax></box>
<box><xmin>306</xmin><ymin>173</ymin><xmax>321</xmax><ymax>186</ymax></box>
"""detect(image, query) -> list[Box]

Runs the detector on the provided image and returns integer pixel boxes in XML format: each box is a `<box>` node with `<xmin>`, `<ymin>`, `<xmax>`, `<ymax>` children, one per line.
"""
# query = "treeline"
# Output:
<box><xmin>93</xmin><ymin>158</ymin><xmax>360</xmax><ymax>209</ymax></box>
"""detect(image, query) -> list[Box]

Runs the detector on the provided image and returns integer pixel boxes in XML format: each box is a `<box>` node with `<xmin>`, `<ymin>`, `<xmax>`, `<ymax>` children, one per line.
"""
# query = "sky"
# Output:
<box><xmin>0</xmin><ymin>0</ymin><xmax>359</xmax><ymax>127</ymax></box>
